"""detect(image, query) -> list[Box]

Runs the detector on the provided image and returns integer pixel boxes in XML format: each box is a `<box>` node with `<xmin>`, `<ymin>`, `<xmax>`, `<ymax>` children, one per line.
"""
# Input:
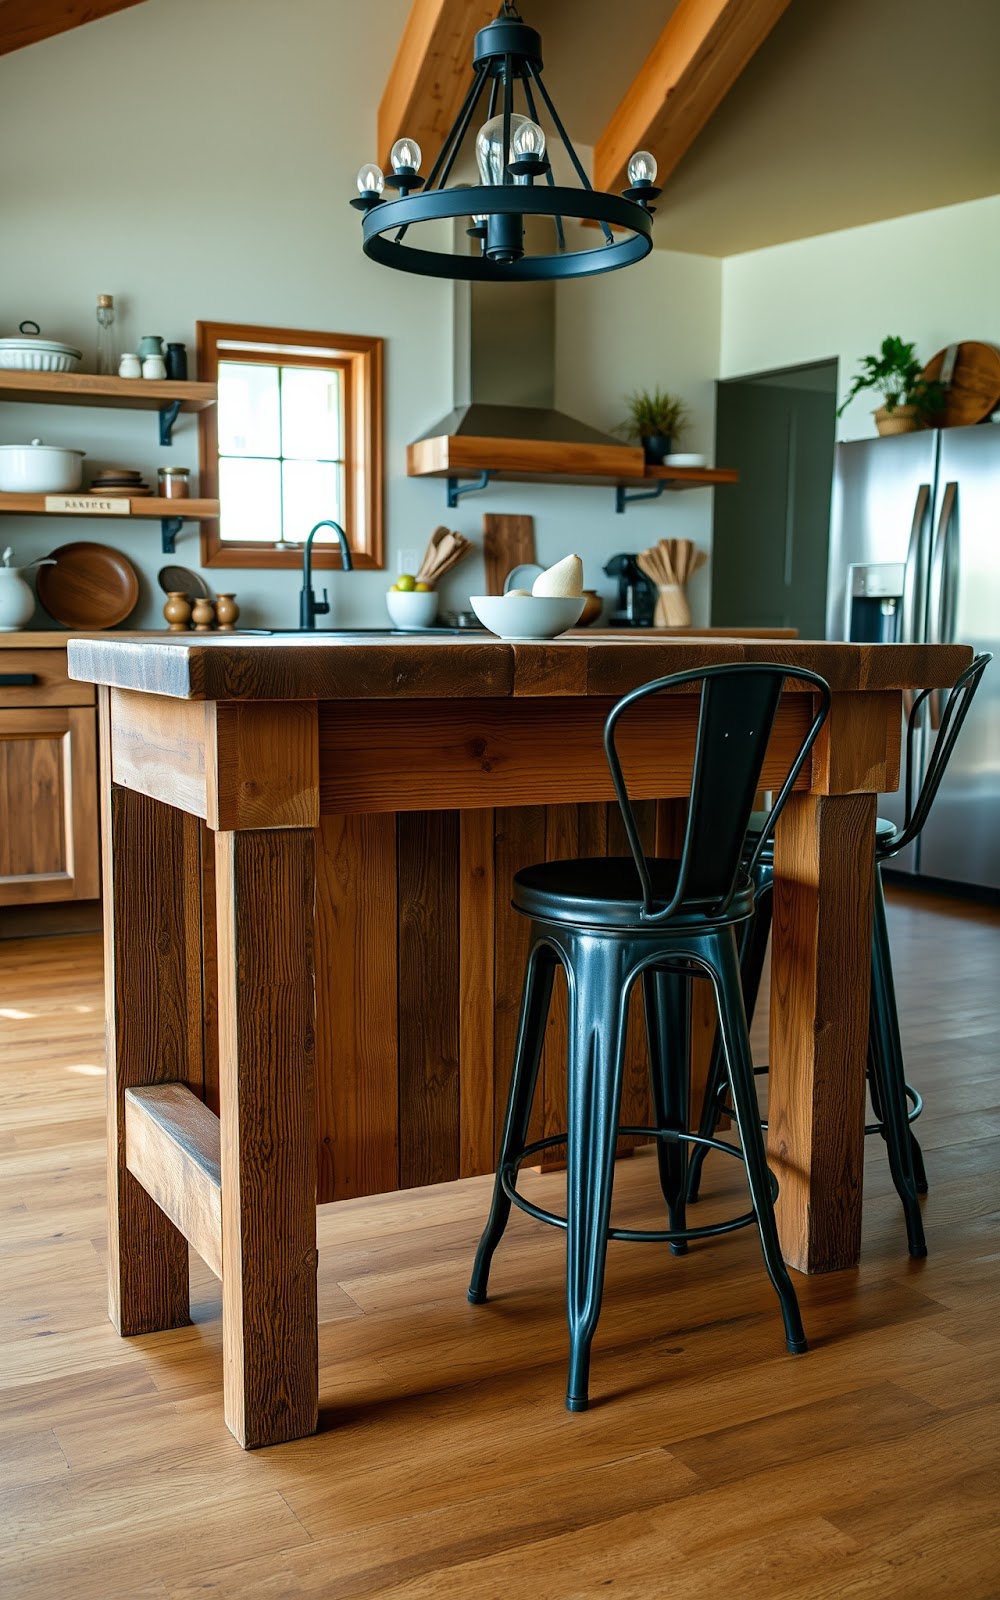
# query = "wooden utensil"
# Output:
<box><xmin>637</xmin><ymin>539</ymin><xmax>708</xmax><ymax>626</ymax></box>
<box><xmin>920</xmin><ymin>341</ymin><xmax>1000</xmax><ymax>428</ymax></box>
<box><xmin>416</xmin><ymin>525</ymin><xmax>473</xmax><ymax>586</ymax></box>
<box><xmin>482</xmin><ymin>513</ymin><xmax>535</xmax><ymax>595</ymax></box>
<box><xmin>36</xmin><ymin>541</ymin><xmax>139</xmax><ymax>628</ymax></box>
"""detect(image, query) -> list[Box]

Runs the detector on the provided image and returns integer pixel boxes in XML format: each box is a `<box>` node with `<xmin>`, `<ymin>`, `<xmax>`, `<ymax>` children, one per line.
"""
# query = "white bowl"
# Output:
<box><xmin>662</xmin><ymin>452</ymin><xmax>707</xmax><ymax>468</ymax></box>
<box><xmin>0</xmin><ymin>338</ymin><xmax>82</xmax><ymax>373</ymax></box>
<box><xmin>385</xmin><ymin>588</ymin><xmax>438</xmax><ymax>629</ymax></box>
<box><xmin>470</xmin><ymin>593</ymin><xmax>585</xmax><ymax>640</ymax></box>
<box><xmin>0</xmin><ymin>440</ymin><xmax>85</xmax><ymax>493</ymax></box>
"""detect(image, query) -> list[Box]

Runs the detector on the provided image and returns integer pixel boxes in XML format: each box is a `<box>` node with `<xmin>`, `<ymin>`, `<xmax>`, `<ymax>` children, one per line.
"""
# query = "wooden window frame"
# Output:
<box><xmin>197</xmin><ymin>321</ymin><xmax>384</xmax><ymax>570</ymax></box>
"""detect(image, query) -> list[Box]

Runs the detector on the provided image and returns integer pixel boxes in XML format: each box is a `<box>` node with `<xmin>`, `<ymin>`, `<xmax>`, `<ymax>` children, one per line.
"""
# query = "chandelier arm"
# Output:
<box><xmin>521</xmin><ymin>73</ymin><xmax>565</xmax><ymax>252</ymax></box>
<box><xmin>526</xmin><ymin>62</ymin><xmax>614</xmax><ymax>246</ymax></box>
<box><xmin>486</xmin><ymin>73</ymin><xmax>500</xmax><ymax>123</ymax></box>
<box><xmin>502</xmin><ymin>55</ymin><xmax>514</xmax><ymax>187</ymax></box>
<box><xmin>426</xmin><ymin>63</ymin><xmax>490</xmax><ymax>192</ymax></box>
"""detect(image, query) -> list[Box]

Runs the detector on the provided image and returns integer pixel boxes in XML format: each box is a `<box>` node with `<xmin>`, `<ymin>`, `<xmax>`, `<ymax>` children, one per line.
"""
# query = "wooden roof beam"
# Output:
<box><xmin>377</xmin><ymin>0</ymin><xmax>497</xmax><ymax>173</ymax></box>
<box><xmin>0</xmin><ymin>0</ymin><xmax>147</xmax><ymax>57</ymax></box>
<box><xmin>594</xmin><ymin>0</ymin><xmax>795</xmax><ymax>194</ymax></box>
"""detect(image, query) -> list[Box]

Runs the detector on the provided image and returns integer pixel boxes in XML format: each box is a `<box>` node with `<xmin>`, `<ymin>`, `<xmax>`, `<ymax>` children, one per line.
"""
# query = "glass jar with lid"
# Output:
<box><xmin>157</xmin><ymin>465</ymin><xmax>190</xmax><ymax>499</ymax></box>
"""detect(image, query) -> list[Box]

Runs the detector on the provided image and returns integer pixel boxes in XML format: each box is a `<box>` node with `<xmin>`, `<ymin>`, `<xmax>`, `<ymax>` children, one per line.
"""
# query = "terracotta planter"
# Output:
<box><xmin>874</xmin><ymin>404</ymin><xmax>920</xmax><ymax>437</ymax></box>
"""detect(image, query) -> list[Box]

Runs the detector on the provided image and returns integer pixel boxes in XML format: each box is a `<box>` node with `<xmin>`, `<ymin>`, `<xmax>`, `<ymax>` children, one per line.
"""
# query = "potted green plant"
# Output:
<box><xmin>838</xmin><ymin>337</ymin><xmax>944</xmax><ymax>436</ymax></box>
<box><xmin>616</xmin><ymin>387</ymin><xmax>691</xmax><ymax>465</ymax></box>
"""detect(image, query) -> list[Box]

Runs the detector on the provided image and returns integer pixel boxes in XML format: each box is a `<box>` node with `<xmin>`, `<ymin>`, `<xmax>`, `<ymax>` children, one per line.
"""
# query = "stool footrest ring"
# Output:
<box><xmin>501</xmin><ymin>1126</ymin><xmax>776</xmax><ymax>1244</ymax></box>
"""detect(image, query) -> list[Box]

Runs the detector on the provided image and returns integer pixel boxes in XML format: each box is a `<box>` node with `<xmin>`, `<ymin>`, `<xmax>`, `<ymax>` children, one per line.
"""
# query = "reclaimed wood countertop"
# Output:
<box><xmin>67</xmin><ymin>632</ymin><xmax>973</xmax><ymax>702</ymax></box>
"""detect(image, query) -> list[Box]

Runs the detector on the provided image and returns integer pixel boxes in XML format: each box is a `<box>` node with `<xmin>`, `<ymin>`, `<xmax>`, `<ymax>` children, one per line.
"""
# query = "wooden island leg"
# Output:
<box><xmin>768</xmin><ymin>792</ymin><xmax>875</xmax><ymax>1274</ymax></box>
<box><xmin>103</xmin><ymin>781</ymin><xmax>204</xmax><ymax>1335</ymax></box>
<box><xmin>215</xmin><ymin>828</ymin><xmax>319</xmax><ymax>1449</ymax></box>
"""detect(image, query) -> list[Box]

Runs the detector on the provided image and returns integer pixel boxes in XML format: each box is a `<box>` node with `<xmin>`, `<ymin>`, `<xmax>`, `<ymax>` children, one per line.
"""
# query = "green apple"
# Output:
<box><xmin>396</xmin><ymin>573</ymin><xmax>416</xmax><ymax>592</ymax></box>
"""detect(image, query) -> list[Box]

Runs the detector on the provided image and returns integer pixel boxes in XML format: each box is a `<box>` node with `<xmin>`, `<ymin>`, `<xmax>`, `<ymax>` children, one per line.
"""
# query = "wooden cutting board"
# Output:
<box><xmin>482</xmin><ymin>514</ymin><xmax>536</xmax><ymax>595</ymax></box>
<box><xmin>920</xmin><ymin>341</ymin><xmax>1000</xmax><ymax>427</ymax></box>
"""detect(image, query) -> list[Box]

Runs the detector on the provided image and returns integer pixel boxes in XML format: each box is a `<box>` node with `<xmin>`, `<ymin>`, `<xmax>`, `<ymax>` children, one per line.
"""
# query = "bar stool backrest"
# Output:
<box><xmin>603</xmin><ymin>663</ymin><xmax>832</xmax><ymax>923</ymax></box>
<box><xmin>883</xmin><ymin>652</ymin><xmax>993</xmax><ymax>860</ymax></box>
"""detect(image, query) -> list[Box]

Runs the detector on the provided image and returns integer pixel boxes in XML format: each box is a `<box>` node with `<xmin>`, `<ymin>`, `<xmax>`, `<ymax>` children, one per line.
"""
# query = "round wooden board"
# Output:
<box><xmin>37</xmin><ymin>541</ymin><xmax>140</xmax><ymax>628</ymax></box>
<box><xmin>921</xmin><ymin>341</ymin><xmax>1000</xmax><ymax>428</ymax></box>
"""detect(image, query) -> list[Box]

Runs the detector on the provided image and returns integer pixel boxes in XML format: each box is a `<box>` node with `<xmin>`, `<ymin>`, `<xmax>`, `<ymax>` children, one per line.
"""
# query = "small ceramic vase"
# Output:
<box><xmin>163</xmin><ymin>592</ymin><xmax>192</xmax><ymax>632</ymax></box>
<box><xmin>142</xmin><ymin>354</ymin><xmax>167</xmax><ymax>380</ymax></box>
<box><xmin>214</xmin><ymin>593</ymin><xmax>239</xmax><ymax>631</ymax></box>
<box><xmin>118</xmin><ymin>354</ymin><xmax>142</xmax><ymax>379</ymax></box>
<box><xmin>137</xmin><ymin>336</ymin><xmax>164</xmax><ymax>358</ymax></box>
<box><xmin>191</xmin><ymin>596</ymin><xmax>215</xmax><ymax>632</ymax></box>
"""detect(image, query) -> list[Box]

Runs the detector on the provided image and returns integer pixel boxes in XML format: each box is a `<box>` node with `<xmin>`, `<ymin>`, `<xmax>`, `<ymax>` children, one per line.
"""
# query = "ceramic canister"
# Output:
<box><xmin>137</xmin><ymin>336</ymin><xmax>164</xmax><ymax>358</ymax></box>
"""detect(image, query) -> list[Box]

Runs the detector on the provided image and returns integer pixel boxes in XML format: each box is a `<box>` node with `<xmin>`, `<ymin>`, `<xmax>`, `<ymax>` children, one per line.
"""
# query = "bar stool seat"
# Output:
<box><xmin>468</xmin><ymin>662</ymin><xmax>833</xmax><ymax>1413</ymax></box>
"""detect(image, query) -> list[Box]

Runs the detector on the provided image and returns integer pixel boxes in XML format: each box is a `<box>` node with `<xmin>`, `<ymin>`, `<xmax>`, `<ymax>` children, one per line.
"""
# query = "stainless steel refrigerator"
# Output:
<box><xmin>827</xmin><ymin>423</ymin><xmax>1000</xmax><ymax>891</ymax></box>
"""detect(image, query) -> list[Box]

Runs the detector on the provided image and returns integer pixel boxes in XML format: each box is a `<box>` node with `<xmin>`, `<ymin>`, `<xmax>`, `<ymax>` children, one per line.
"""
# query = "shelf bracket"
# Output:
<box><xmin>615</xmin><ymin>481</ymin><xmax>667</xmax><ymax>514</ymax></box>
<box><xmin>158</xmin><ymin>400</ymin><xmax>183</xmax><ymax>447</ymax></box>
<box><xmin>160</xmin><ymin>517</ymin><xmax>185</xmax><ymax>554</ymax></box>
<box><xmin>446</xmin><ymin>470</ymin><xmax>493</xmax><ymax>509</ymax></box>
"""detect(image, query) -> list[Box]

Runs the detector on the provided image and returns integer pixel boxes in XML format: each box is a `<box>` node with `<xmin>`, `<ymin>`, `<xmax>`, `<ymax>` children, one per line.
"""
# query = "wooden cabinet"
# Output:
<box><xmin>0</xmin><ymin>647</ymin><xmax>99</xmax><ymax>907</ymax></box>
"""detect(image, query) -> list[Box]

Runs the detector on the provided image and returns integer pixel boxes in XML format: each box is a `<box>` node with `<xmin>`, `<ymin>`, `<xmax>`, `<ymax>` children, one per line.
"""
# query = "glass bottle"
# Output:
<box><xmin>96</xmin><ymin>294</ymin><xmax>116</xmax><ymax>375</ymax></box>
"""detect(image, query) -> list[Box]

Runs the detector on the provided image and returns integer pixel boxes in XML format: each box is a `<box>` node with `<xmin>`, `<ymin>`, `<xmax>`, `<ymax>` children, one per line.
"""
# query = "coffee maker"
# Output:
<box><xmin>603</xmin><ymin>553</ymin><xmax>657</xmax><ymax>627</ymax></box>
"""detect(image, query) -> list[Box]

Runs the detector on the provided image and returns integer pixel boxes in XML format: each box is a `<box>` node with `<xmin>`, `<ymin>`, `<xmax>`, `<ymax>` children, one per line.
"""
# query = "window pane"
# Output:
<box><xmin>281</xmin><ymin>460</ymin><xmax>343</xmax><ymax>542</ymax></box>
<box><xmin>219</xmin><ymin>457</ymin><xmax>281</xmax><ymax>542</ymax></box>
<box><xmin>217</xmin><ymin>361</ymin><xmax>280</xmax><ymax>457</ymax></box>
<box><xmin>280</xmin><ymin>367</ymin><xmax>343</xmax><ymax>460</ymax></box>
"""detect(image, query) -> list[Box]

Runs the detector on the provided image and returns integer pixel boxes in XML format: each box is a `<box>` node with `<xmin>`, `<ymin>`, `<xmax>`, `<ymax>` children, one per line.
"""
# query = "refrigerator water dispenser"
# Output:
<box><xmin>846</xmin><ymin>562</ymin><xmax>906</xmax><ymax>643</ymax></box>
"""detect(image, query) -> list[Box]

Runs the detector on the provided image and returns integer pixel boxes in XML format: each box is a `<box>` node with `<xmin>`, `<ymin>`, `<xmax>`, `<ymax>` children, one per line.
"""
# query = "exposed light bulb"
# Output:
<box><xmin>627</xmin><ymin>150</ymin><xmax>657</xmax><ymax>186</ymax></box>
<box><xmin>356</xmin><ymin>163</ymin><xmax>385</xmax><ymax>195</ymax></box>
<box><xmin>511</xmin><ymin>118</ymin><xmax>545</xmax><ymax>161</ymax></box>
<box><xmin>476</xmin><ymin>112</ymin><xmax>535</xmax><ymax>184</ymax></box>
<box><xmin>390</xmin><ymin>137</ymin><xmax>422</xmax><ymax>173</ymax></box>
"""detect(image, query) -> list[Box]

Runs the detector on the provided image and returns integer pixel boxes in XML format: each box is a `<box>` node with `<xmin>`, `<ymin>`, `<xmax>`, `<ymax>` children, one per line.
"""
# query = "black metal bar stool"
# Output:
<box><xmin>687</xmin><ymin>653</ymin><xmax>992</xmax><ymax>1261</ymax></box>
<box><xmin>468</xmin><ymin>663</ymin><xmax>832</xmax><ymax>1411</ymax></box>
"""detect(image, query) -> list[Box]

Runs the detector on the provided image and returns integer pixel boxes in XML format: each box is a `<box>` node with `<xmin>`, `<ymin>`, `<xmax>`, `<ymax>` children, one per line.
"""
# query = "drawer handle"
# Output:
<box><xmin>0</xmin><ymin>673</ymin><xmax>38</xmax><ymax>686</ymax></box>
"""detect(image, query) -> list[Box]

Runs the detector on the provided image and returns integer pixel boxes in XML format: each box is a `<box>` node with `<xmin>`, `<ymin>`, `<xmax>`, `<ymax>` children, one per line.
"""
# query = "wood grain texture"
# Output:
<box><xmin>0</xmin><ymin>368</ymin><xmax>214</xmax><ymax>409</ymax></box>
<box><xmin>0</xmin><ymin>705</ymin><xmax>98</xmax><ymax>907</ymax></box>
<box><xmin>100</xmin><ymin>684</ymin><xmax>203</xmax><ymax>1336</ymax></box>
<box><xmin>768</xmin><ymin>792</ymin><xmax>876</xmax><ymax>1274</ymax></box>
<box><xmin>67</xmin><ymin>634</ymin><xmax>974</xmax><ymax>705</ymax></box>
<box><xmin>318</xmin><ymin>694</ymin><xmax>815</xmax><ymax>814</ymax></box>
<box><xmin>493</xmin><ymin>805</ymin><xmax>548</xmax><ymax>1159</ymax></box>
<box><xmin>210</xmin><ymin>701</ymin><xmax>319</xmax><ymax>830</ymax></box>
<box><xmin>110</xmin><ymin>688</ymin><xmax>210</xmax><ymax>819</ymax></box>
<box><xmin>377</xmin><ymin>0</ymin><xmax>497</xmax><ymax>170</ymax></box>
<box><xmin>459</xmin><ymin>807</ymin><xmax>496</xmax><ymax>1178</ymax></box>
<box><xmin>397</xmin><ymin>811</ymin><xmax>461</xmax><ymax>1188</ymax></box>
<box><xmin>315</xmin><ymin>812</ymin><xmax>399</xmax><ymax>1201</ymax></box>
<box><xmin>482</xmin><ymin>514</ymin><xmax>536</xmax><ymax>597</ymax></box>
<box><xmin>124</xmin><ymin>1084</ymin><xmax>222</xmax><ymax>1280</ymax></box>
<box><xmin>215</xmin><ymin>827</ymin><xmax>319</xmax><ymax>1448</ymax></box>
<box><xmin>0</xmin><ymin>647</ymin><xmax>94</xmax><ymax>707</ymax></box>
<box><xmin>594</xmin><ymin>0</ymin><xmax>795</xmax><ymax>192</ymax></box>
<box><xmin>407</xmin><ymin>434</ymin><xmax>647</xmax><ymax>482</ymax></box>
<box><xmin>811</xmin><ymin>690</ymin><xmax>901</xmax><ymax>796</ymax></box>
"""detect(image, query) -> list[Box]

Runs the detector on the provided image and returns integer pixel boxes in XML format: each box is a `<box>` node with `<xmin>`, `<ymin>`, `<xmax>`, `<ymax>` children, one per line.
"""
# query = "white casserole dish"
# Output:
<box><xmin>0</xmin><ymin>440</ymin><xmax>86</xmax><ymax>493</ymax></box>
<box><xmin>0</xmin><ymin>321</ymin><xmax>83</xmax><ymax>373</ymax></box>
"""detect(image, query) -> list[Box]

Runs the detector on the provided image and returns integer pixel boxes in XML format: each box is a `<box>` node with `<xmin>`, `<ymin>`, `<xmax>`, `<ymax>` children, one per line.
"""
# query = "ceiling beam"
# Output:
<box><xmin>378</xmin><ymin>0</ymin><xmax>497</xmax><ymax>172</ymax></box>
<box><xmin>594</xmin><ymin>0</ymin><xmax>795</xmax><ymax>194</ymax></box>
<box><xmin>0</xmin><ymin>0</ymin><xmax>147</xmax><ymax>57</ymax></box>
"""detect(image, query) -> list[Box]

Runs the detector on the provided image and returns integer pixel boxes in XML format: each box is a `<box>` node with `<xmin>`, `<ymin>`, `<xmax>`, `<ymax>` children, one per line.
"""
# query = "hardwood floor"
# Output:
<box><xmin>1</xmin><ymin>886</ymin><xmax>998</xmax><ymax>1598</ymax></box>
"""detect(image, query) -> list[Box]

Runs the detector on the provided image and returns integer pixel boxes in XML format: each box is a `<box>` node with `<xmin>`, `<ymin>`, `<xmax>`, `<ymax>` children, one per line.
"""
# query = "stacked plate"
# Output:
<box><xmin>88</xmin><ymin>467</ymin><xmax>151</xmax><ymax>498</ymax></box>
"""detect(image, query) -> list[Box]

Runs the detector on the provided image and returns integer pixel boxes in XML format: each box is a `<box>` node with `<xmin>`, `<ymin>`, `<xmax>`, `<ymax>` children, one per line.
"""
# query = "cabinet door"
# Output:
<box><xmin>0</xmin><ymin>706</ymin><xmax>100</xmax><ymax>905</ymax></box>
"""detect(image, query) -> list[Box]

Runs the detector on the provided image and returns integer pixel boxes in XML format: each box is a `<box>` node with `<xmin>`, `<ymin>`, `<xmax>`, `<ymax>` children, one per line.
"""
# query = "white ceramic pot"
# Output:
<box><xmin>470</xmin><ymin>593</ymin><xmax>585</xmax><ymax>640</ymax></box>
<box><xmin>0</xmin><ymin>321</ymin><xmax>82</xmax><ymax>373</ymax></box>
<box><xmin>385</xmin><ymin>588</ymin><xmax>438</xmax><ymax>629</ymax></box>
<box><xmin>0</xmin><ymin>547</ymin><xmax>55</xmax><ymax>631</ymax></box>
<box><xmin>0</xmin><ymin>439</ymin><xmax>85</xmax><ymax>493</ymax></box>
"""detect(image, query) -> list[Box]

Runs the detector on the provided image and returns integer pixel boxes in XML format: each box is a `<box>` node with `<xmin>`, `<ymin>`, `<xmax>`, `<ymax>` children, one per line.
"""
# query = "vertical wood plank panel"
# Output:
<box><xmin>459</xmin><ymin>808</ymin><xmax>495</xmax><ymax>1177</ymax></box>
<box><xmin>316</xmin><ymin>813</ymin><xmax>399</xmax><ymax>1203</ymax></box>
<box><xmin>493</xmin><ymin>805</ymin><xmax>547</xmax><ymax>1161</ymax></box>
<box><xmin>398</xmin><ymin>811</ymin><xmax>461</xmax><ymax>1188</ymax></box>
<box><xmin>200</xmin><ymin>817</ymin><xmax>220</xmax><ymax>1117</ymax></box>
<box><xmin>216</xmin><ymin>827</ymin><xmax>318</xmax><ymax>1448</ymax></box>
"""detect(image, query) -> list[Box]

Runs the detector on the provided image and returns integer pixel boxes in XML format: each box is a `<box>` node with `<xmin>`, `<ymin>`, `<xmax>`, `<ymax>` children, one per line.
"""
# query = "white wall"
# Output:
<box><xmin>0</xmin><ymin>0</ymin><xmax>722</xmax><ymax>631</ymax></box>
<box><xmin>720</xmin><ymin>196</ymin><xmax>1000</xmax><ymax>440</ymax></box>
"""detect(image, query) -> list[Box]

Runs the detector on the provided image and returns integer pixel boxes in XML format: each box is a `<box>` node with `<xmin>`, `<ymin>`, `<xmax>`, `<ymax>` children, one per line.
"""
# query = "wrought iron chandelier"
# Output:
<box><xmin>351</xmin><ymin>2</ymin><xmax>660</xmax><ymax>281</ymax></box>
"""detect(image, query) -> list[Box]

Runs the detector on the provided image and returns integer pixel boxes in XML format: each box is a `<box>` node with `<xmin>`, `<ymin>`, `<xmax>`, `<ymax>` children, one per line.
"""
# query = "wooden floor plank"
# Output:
<box><xmin>0</xmin><ymin>887</ymin><xmax>997</xmax><ymax>1596</ymax></box>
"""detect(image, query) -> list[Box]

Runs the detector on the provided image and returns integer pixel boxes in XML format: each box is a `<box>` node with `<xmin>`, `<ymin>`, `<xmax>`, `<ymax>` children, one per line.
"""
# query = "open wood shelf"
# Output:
<box><xmin>0</xmin><ymin>370</ymin><xmax>217</xmax><ymax>413</ymax></box>
<box><xmin>407</xmin><ymin>434</ymin><xmax>739</xmax><ymax>505</ymax></box>
<box><xmin>0</xmin><ymin>494</ymin><xmax>218</xmax><ymax>518</ymax></box>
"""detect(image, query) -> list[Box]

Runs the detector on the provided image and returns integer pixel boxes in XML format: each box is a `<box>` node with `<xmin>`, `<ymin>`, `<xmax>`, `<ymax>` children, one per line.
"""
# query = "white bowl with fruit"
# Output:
<box><xmin>471</xmin><ymin>553</ymin><xmax>587</xmax><ymax>640</ymax></box>
<box><xmin>385</xmin><ymin>574</ymin><xmax>437</xmax><ymax>630</ymax></box>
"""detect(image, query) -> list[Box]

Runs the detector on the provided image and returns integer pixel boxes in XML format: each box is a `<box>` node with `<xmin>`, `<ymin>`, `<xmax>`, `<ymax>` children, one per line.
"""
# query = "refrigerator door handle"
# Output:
<box><xmin>902</xmin><ymin>482</ymin><xmax>931</xmax><ymax>644</ymax></box>
<box><xmin>928</xmin><ymin>481</ymin><xmax>958</xmax><ymax>725</ymax></box>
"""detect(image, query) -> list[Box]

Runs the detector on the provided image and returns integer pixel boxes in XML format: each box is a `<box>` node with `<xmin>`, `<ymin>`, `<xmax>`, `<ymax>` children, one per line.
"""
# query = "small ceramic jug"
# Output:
<box><xmin>137</xmin><ymin>336</ymin><xmax>164</xmax><ymax>358</ymax></box>
<box><xmin>0</xmin><ymin>547</ymin><xmax>55</xmax><ymax>631</ymax></box>
<box><xmin>118</xmin><ymin>353</ymin><xmax>142</xmax><ymax>379</ymax></box>
<box><xmin>142</xmin><ymin>354</ymin><xmax>167</xmax><ymax>380</ymax></box>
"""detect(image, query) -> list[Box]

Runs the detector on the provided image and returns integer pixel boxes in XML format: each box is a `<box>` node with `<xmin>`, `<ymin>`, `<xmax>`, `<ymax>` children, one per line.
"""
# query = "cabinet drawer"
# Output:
<box><xmin>0</xmin><ymin>648</ymin><xmax>94</xmax><ymax>708</ymax></box>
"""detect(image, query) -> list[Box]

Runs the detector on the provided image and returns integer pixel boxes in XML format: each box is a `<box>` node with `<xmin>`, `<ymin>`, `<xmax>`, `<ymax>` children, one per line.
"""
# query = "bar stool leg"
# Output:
<box><xmin>468</xmin><ymin>940</ymin><xmax>557</xmax><ymax>1304</ymax></box>
<box><xmin>565</xmin><ymin>935</ymin><xmax>633</xmax><ymax>1412</ymax></box>
<box><xmin>642</xmin><ymin>966</ymin><xmax>690</xmax><ymax>1253</ymax></box>
<box><xmin>704</xmin><ymin>930</ymin><xmax>807</xmax><ymax>1355</ymax></box>
<box><xmin>868</xmin><ymin>873</ymin><xmax>927</xmax><ymax>1259</ymax></box>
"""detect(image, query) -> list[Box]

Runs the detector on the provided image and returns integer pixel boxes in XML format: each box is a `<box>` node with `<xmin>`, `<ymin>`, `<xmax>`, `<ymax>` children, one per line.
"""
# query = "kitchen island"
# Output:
<box><xmin>68</xmin><ymin>631</ymin><xmax>971</xmax><ymax>1449</ymax></box>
